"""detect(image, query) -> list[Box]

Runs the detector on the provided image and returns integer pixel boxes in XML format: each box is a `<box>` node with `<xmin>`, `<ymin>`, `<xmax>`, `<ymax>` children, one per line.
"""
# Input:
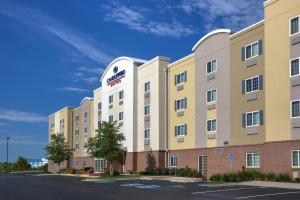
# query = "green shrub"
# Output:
<box><xmin>276</xmin><ymin>174</ymin><xmax>291</xmax><ymax>182</ymax></box>
<box><xmin>266</xmin><ymin>173</ymin><xmax>276</xmax><ymax>181</ymax></box>
<box><xmin>210</xmin><ymin>174</ymin><xmax>222</xmax><ymax>182</ymax></box>
<box><xmin>161</xmin><ymin>167</ymin><xmax>169</xmax><ymax>175</ymax></box>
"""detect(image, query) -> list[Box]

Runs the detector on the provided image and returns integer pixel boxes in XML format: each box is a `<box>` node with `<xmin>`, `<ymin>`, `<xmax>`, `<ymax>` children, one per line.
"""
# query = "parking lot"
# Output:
<box><xmin>0</xmin><ymin>172</ymin><xmax>300</xmax><ymax>200</ymax></box>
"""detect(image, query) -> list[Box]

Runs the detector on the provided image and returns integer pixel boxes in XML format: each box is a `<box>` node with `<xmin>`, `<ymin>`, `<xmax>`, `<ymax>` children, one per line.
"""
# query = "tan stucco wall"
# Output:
<box><xmin>137</xmin><ymin>56</ymin><xmax>169</xmax><ymax>152</ymax></box>
<box><xmin>168</xmin><ymin>54</ymin><xmax>196</xmax><ymax>150</ymax></box>
<box><xmin>264</xmin><ymin>0</ymin><xmax>300</xmax><ymax>141</ymax></box>
<box><xmin>230</xmin><ymin>22</ymin><xmax>265</xmax><ymax>145</ymax></box>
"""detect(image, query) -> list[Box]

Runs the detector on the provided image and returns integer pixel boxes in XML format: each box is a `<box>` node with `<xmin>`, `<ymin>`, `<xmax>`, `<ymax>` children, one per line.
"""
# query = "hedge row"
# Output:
<box><xmin>139</xmin><ymin>167</ymin><xmax>200</xmax><ymax>177</ymax></box>
<box><xmin>210</xmin><ymin>170</ymin><xmax>291</xmax><ymax>182</ymax></box>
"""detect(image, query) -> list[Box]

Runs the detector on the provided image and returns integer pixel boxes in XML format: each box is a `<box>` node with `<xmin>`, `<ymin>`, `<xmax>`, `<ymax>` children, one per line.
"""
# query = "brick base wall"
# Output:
<box><xmin>169</xmin><ymin>140</ymin><xmax>300</xmax><ymax>178</ymax></box>
<box><xmin>70</xmin><ymin>157</ymin><xmax>94</xmax><ymax>170</ymax></box>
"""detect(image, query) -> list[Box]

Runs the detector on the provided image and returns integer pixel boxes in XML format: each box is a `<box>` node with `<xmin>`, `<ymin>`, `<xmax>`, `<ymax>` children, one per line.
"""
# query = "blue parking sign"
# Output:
<box><xmin>229</xmin><ymin>153</ymin><xmax>234</xmax><ymax>161</ymax></box>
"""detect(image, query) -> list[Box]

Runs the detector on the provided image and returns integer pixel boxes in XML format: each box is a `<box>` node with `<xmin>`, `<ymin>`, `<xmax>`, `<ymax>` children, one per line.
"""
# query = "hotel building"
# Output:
<box><xmin>49</xmin><ymin>0</ymin><xmax>300</xmax><ymax>178</ymax></box>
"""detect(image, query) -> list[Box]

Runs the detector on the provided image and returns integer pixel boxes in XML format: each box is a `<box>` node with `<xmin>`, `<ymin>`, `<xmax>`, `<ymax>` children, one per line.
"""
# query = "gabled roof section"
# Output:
<box><xmin>80</xmin><ymin>97</ymin><xmax>93</xmax><ymax>105</ymax></box>
<box><xmin>100</xmin><ymin>56</ymin><xmax>147</xmax><ymax>82</ymax></box>
<box><xmin>192</xmin><ymin>29</ymin><xmax>231</xmax><ymax>52</ymax></box>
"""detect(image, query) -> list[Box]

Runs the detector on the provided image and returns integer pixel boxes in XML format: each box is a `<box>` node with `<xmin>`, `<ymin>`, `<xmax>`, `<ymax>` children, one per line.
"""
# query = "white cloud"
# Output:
<box><xmin>180</xmin><ymin>0</ymin><xmax>263</xmax><ymax>31</ymax></box>
<box><xmin>0</xmin><ymin>134</ymin><xmax>46</xmax><ymax>145</ymax></box>
<box><xmin>68</xmin><ymin>66</ymin><xmax>104</xmax><ymax>85</ymax></box>
<box><xmin>55</xmin><ymin>87</ymin><xmax>89</xmax><ymax>93</ymax></box>
<box><xmin>78</xmin><ymin>67</ymin><xmax>104</xmax><ymax>75</ymax></box>
<box><xmin>102</xmin><ymin>3</ymin><xmax>196</xmax><ymax>38</ymax></box>
<box><xmin>0</xmin><ymin>2</ymin><xmax>114</xmax><ymax>65</ymax></box>
<box><xmin>0</xmin><ymin>109</ymin><xmax>47</xmax><ymax>123</ymax></box>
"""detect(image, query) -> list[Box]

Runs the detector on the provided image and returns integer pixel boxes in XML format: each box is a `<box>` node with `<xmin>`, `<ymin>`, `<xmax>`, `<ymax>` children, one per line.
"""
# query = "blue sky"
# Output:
<box><xmin>0</xmin><ymin>0</ymin><xmax>263</xmax><ymax>162</ymax></box>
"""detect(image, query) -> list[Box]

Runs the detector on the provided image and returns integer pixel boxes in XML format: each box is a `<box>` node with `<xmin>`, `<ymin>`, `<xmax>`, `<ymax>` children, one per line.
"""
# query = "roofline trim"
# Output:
<box><xmin>230</xmin><ymin>20</ymin><xmax>264</xmax><ymax>38</ymax></box>
<box><xmin>192</xmin><ymin>29</ymin><xmax>231</xmax><ymax>52</ymax></box>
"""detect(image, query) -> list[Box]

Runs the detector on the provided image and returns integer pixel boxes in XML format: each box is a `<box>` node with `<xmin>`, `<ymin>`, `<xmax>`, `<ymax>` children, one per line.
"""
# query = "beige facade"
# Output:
<box><xmin>264</xmin><ymin>0</ymin><xmax>300</xmax><ymax>141</ymax></box>
<box><xmin>230</xmin><ymin>21</ymin><xmax>265</xmax><ymax>145</ymax></box>
<box><xmin>168</xmin><ymin>54</ymin><xmax>196</xmax><ymax>151</ymax></box>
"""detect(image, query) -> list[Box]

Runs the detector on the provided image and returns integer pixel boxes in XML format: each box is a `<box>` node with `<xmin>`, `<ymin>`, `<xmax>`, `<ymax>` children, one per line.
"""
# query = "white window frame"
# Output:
<box><xmin>119</xmin><ymin>112</ymin><xmax>124</xmax><ymax>121</ymax></box>
<box><xmin>75</xmin><ymin>143</ymin><xmax>79</xmax><ymax>150</ymax></box>
<box><xmin>292</xmin><ymin>150</ymin><xmax>300</xmax><ymax>168</ymax></box>
<box><xmin>119</xmin><ymin>90</ymin><xmax>124</xmax><ymax>100</ymax></box>
<box><xmin>175</xmin><ymin>71</ymin><xmax>187</xmax><ymax>85</ymax></box>
<box><xmin>175</xmin><ymin>98</ymin><xmax>187</xmax><ymax>111</ymax></box>
<box><xmin>290</xmin><ymin>57</ymin><xmax>300</xmax><ymax>77</ymax></box>
<box><xmin>246</xmin><ymin>110</ymin><xmax>260</xmax><ymax>127</ymax></box>
<box><xmin>144</xmin><ymin>104</ymin><xmax>150</xmax><ymax>116</ymax></box>
<box><xmin>109</xmin><ymin>95</ymin><xmax>113</xmax><ymax>105</ymax></box>
<box><xmin>170</xmin><ymin>156</ymin><xmax>177</xmax><ymax>167</ymax></box>
<box><xmin>244</xmin><ymin>41</ymin><xmax>259</xmax><ymax>60</ymax></box>
<box><xmin>206</xmin><ymin>89</ymin><xmax>217</xmax><ymax>104</ymax></box>
<box><xmin>206</xmin><ymin>59</ymin><xmax>217</xmax><ymax>74</ymax></box>
<box><xmin>108</xmin><ymin>115</ymin><xmax>114</xmax><ymax>123</ymax></box>
<box><xmin>144</xmin><ymin>81</ymin><xmax>151</xmax><ymax>93</ymax></box>
<box><xmin>175</xmin><ymin>124</ymin><xmax>187</xmax><ymax>137</ymax></box>
<box><xmin>206</xmin><ymin>119</ymin><xmax>217</xmax><ymax>132</ymax></box>
<box><xmin>245</xmin><ymin>75</ymin><xmax>260</xmax><ymax>94</ymax></box>
<box><xmin>290</xmin><ymin>15</ymin><xmax>300</xmax><ymax>36</ymax></box>
<box><xmin>144</xmin><ymin>128</ymin><xmax>151</xmax><ymax>140</ymax></box>
<box><xmin>246</xmin><ymin>153</ymin><xmax>260</xmax><ymax>168</ymax></box>
<box><xmin>291</xmin><ymin>99</ymin><xmax>300</xmax><ymax>119</ymax></box>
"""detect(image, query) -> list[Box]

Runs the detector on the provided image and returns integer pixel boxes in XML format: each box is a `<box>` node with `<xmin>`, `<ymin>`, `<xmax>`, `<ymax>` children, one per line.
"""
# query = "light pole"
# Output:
<box><xmin>6</xmin><ymin>137</ymin><xmax>10</xmax><ymax>169</ymax></box>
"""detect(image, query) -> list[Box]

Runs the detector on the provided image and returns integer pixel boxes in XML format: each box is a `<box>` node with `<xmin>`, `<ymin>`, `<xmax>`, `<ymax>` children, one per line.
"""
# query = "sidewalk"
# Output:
<box><xmin>240</xmin><ymin>181</ymin><xmax>300</xmax><ymax>189</ymax></box>
<box><xmin>141</xmin><ymin>176</ymin><xmax>202</xmax><ymax>183</ymax></box>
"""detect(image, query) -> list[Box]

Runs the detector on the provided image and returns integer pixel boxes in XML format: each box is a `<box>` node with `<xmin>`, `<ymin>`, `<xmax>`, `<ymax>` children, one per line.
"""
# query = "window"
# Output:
<box><xmin>246</xmin><ymin>153</ymin><xmax>260</xmax><ymax>168</ymax></box>
<box><xmin>207</xmin><ymin>119</ymin><xmax>217</xmax><ymax>132</ymax></box>
<box><xmin>175</xmin><ymin>124</ymin><xmax>187</xmax><ymax>136</ymax></box>
<box><xmin>109</xmin><ymin>115</ymin><xmax>114</xmax><ymax>123</ymax></box>
<box><xmin>50</xmin><ymin>123</ymin><xmax>55</xmax><ymax>128</ymax></box>
<box><xmin>292</xmin><ymin>150</ymin><xmax>300</xmax><ymax>168</ymax></box>
<box><xmin>84</xmin><ymin>112</ymin><xmax>88</xmax><ymax>118</ymax></box>
<box><xmin>144</xmin><ymin>105</ymin><xmax>150</xmax><ymax>116</ymax></box>
<box><xmin>290</xmin><ymin>16</ymin><xmax>299</xmax><ymax>35</ymax></box>
<box><xmin>175</xmin><ymin>71</ymin><xmax>187</xmax><ymax>85</ymax></box>
<box><xmin>175</xmin><ymin>98</ymin><xmax>187</xmax><ymax>111</ymax></box>
<box><xmin>60</xmin><ymin>119</ymin><xmax>64</xmax><ymax>125</ymax></box>
<box><xmin>84</xmin><ymin>127</ymin><xmax>88</xmax><ymax>133</ymax></box>
<box><xmin>207</xmin><ymin>89</ymin><xmax>217</xmax><ymax>103</ymax></box>
<box><xmin>109</xmin><ymin>95</ymin><xmax>113</xmax><ymax>104</ymax></box>
<box><xmin>290</xmin><ymin>58</ymin><xmax>300</xmax><ymax>77</ymax></box>
<box><xmin>206</xmin><ymin>59</ymin><xmax>217</xmax><ymax>74</ymax></box>
<box><xmin>119</xmin><ymin>90</ymin><xmax>124</xmax><ymax>100</ymax></box>
<box><xmin>245</xmin><ymin>76</ymin><xmax>260</xmax><ymax>93</ymax></box>
<box><xmin>98</xmin><ymin>102</ymin><xmax>102</xmax><ymax>110</ymax></box>
<box><xmin>75</xmin><ymin>129</ymin><xmax>79</xmax><ymax>135</ymax></box>
<box><xmin>291</xmin><ymin>100</ymin><xmax>300</xmax><ymax>118</ymax></box>
<box><xmin>246</xmin><ymin>111</ymin><xmax>260</xmax><ymax>127</ymax></box>
<box><xmin>75</xmin><ymin>143</ymin><xmax>79</xmax><ymax>150</ymax></box>
<box><xmin>119</xmin><ymin>112</ymin><xmax>124</xmax><ymax>121</ymax></box>
<box><xmin>170</xmin><ymin>156</ymin><xmax>177</xmax><ymax>167</ymax></box>
<box><xmin>144</xmin><ymin>81</ymin><xmax>151</xmax><ymax>92</ymax></box>
<box><xmin>75</xmin><ymin>115</ymin><xmax>80</xmax><ymax>121</ymax></box>
<box><xmin>95</xmin><ymin>159</ymin><xmax>107</xmax><ymax>173</ymax></box>
<box><xmin>144</xmin><ymin>128</ymin><xmax>150</xmax><ymax>139</ymax></box>
<box><xmin>244</xmin><ymin>41</ymin><xmax>260</xmax><ymax>60</ymax></box>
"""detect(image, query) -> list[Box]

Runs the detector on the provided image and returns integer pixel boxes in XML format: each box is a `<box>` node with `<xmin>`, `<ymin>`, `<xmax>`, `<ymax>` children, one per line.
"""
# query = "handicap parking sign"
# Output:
<box><xmin>229</xmin><ymin>153</ymin><xmax>234</xmax><ymax>161</ymax></box>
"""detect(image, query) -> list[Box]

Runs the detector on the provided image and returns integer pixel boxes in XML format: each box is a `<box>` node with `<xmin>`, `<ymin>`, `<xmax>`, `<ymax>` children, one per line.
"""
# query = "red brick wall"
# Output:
<box><xmin>136</xmin><ymin>151</ymin><xmax>166</xmax><ymax>172</ymax></box>
<box><xmin>70</xmin><ymin>157</ymin><xmax>94</xmax><ymax>170</ymax></box>
<box><xmin>169</xmin><ymin>140</ymin><xmax>300</xmax><ymax>178</ymax></box>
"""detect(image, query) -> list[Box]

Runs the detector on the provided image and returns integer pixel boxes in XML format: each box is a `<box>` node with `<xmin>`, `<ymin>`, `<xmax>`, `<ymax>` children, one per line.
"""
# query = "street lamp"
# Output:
<box><xmin>6</xmin><ymin>137</ymin><xmax>10</xmax><ymax>169</ymax></box>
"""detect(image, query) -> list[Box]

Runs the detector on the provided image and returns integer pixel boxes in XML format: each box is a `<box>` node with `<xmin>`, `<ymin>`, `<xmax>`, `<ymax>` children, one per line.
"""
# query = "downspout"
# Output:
<box><xmin>164</xmin><ymin>66</ymin><xmax>169</xmax><ymax>168</ymax></box>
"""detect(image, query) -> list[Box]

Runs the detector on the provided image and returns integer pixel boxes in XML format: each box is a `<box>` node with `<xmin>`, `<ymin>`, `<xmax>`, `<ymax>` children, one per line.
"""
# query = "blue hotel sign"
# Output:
<box><xmin>107</xmin><ymin>66</ymin><xmax>126</xmax><ymax>87</ymax></box>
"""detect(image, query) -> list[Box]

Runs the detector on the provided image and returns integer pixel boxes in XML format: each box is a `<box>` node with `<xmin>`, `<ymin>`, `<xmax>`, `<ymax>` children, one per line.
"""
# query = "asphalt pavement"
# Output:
<box><xmin>0</xmin><ymin>172</ymin><xmax>300</xmax><ymax>200</ymax></box>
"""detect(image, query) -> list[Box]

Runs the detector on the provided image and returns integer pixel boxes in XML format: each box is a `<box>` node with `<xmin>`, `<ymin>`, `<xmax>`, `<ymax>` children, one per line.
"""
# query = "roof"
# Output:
<box><xmin>100</xmin><ymin>56</ymin><xmax>147</xmax><ymax>83</ymax></box>
<box><xmin>192</xmin><ymin>29</ymin><xmax>231</xmax><ymax>51</ymax></box>
<box><xmin>80</xmin><ymin>97</ymin><xmax>93</xmax><ymax>105</ymax></box>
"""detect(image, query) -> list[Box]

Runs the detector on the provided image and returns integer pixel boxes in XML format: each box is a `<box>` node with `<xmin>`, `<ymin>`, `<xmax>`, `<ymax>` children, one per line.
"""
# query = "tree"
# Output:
<box><xmin>14</xmin><ymin>156</ymin><xmax>31</xmax><ymax>171</ymax></box>
<box><xmin>45</xmin><ymin>134</ymin><xmax>73</xmax><ymax>175</ymax></box>
<box><xmin>86</xmin><ymin>121</ymin><xmax>125</xmax><ymax>176</ymax></box>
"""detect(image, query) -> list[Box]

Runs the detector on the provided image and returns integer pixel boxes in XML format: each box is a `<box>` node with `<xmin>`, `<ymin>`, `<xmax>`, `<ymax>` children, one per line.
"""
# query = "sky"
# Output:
<box><xmin>0</xmin><ymin>0</ymin><xmax>263</xmax><ymax>162</ymax></box>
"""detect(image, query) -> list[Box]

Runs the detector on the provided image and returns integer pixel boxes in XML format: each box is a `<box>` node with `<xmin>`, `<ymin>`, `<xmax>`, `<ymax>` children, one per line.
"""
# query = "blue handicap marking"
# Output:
<box><xmin>229</xmin><ymin>153</ymin><xmax>234</xmax><ymax>161</ymax></box>
<box><xmin>120</xmin><ymin>183</ymin><xmax>143</xmax><ymax>187</ymax></box>
<box><xmin>135</xmin><ymin>185</ymin><xmax>161</xmax><ymax>190</ymax></box>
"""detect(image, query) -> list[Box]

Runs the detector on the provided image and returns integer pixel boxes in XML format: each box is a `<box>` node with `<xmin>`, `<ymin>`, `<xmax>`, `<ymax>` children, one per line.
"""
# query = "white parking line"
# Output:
<box><xmin>192</xmin><ymin>187</ymin><xmax>265</xmax><ymax>194</ymax></box>
<box><xmin>235</xmin><ymin>191</ymin><xmax>300</xmax><ymax>199</ymax></box>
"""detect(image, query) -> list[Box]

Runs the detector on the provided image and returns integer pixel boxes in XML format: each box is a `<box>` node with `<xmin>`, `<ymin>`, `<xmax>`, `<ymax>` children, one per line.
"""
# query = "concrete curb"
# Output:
<box><xmin>240</xmin><ymin>181</ymin><xmax>300</xmax><ymax>189</ymax></box>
